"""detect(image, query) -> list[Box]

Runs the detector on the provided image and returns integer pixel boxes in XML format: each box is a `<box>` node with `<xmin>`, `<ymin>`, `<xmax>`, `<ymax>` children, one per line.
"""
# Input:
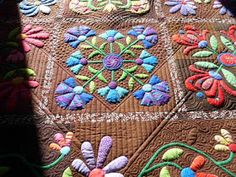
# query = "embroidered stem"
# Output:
<box><xmin>85</xmin><ymin>40</ymin><xmax>106</xmax><ymax>56</ymax></box>
<box><xmin>31</xmin><ymin>154</ymin><xmax>65</xmax><ymax>169</ymax></box>
<box><xmin>217</xmin><ymin>152</ymin><xmax>235</xmax><ymax>165</ymax></box>
<box><xmin>88</xmin><ymin>60</ymin><xmax>103</xmax><ymax>64</ymax></box>
<box><xmin>138</xmin><ymin>142</ymin><xmax>236</xmax><ymax>177</ymax></box>
<box><xmin>111</xmin><ymin>70</ymin><xmax>115</xmax><ymax>81</ymax></box>
<box><xmin>206</xmin><ymin>46</ymin><xmax>218</xmax><ymax>55</ymax></box>
<box><xmin>122</xmin><ymin>67</ymin><xmax>144</xmax><ymax>86</ymax></box>
<box><xmin>215</xmin><ymin>63</ymin><xmax>224</xmax><ymax>74</ymax></box>
<box><xmin>124</xmin><ymin>60</ymin><xmax>135</xmax><ymax>63</ymax></box>
<box><xmin>83</xmin><ymin>68</ymin><xmax>105</xmax><ymax>87</ymax></box>
<box><xmin>110</xmin><ymin>43</ymin><xmax>114</xmax><ymax>53</ymax></box>
<box><xmin>119</xmin><ymin>39</ymin><xmax>139</xmax><ymax>56</ymax></box>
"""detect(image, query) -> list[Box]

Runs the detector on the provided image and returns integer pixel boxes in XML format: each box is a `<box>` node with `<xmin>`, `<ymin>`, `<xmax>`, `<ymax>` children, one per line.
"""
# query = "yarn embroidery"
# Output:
<box><xmin>55</xmin><ymin>26</ymin><xmax>171</xmax><ymax>110</ymax></box>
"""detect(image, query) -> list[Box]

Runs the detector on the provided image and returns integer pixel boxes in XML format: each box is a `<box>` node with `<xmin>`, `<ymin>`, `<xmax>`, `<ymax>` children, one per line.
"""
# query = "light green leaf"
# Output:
<box><xmin>131</xmin><ymin>45</ymin><xmax>144</xmax><ymax>49</ymax></box>
<box><xmin>222</xmin><ymin>68</ymin><xmax>236</xmax><ymax>88</ymax></box>
<box><xmin>98</xmin><ymin>73</ymin><xmax>108</xmax><ymax>83</ymax></box>
<box><xmin>118</xmin><ymin>71</ymin><xmax>128</xmax><ymax>81</ymax></box>
<box><xmin>192</xmin><ymin>51</ymin><xmax>213</xmax><ymax>58</ymax></box>
<box><xmin>126</xmin><ymin>66</ymin><xmax>138</xmax><ymax>73</ymax></box>
<box><xmin>162</xmin><ymin>148</ymin><xmax>184</xmax><ymax>161</ymax></box>
<box><xmin>194</xmin><ymin>0</ymin><xmax>202</xmax><ymax>3</ymax></box>
<box><xmin>220</xmin><ymin>36</ymin><xmax>235</xmax><ymax>51</ymax></box>
<box><xmin>160</xmin><ymin>167</ymin><xmax>171</xmax><ymax>177</ymax></box>
<box><xmin>100</xmin><ymin>42</ymin><xmax>107</xmax><ymax>50</ymax></box>
<box><xmin>76</xmin><ymin>75</ymin><xmax>90</xmax><ymax>81</ymax></box>
<box><xmin>126</xmin><ymin>36</ymin><xmax>131</xmax><ymax>45</ymax></box>
<box><xmin>111</xmin><ymin>0</ymin><xmax>123</xmax><ymax>5</ymax></box>
<box><xmin>134</xmin><ymin>74</ymin><xmax>149</xmax><ymax>78</ymax></box>
<box><xmin>204</xmin><ymin>0</ymin><xmax>211</xmax><ymax>3</ymax></box>
<box><xmin>88</xmin><ymin>66</ymin><xmax>98</xmax><ymax>74</ymax></box>
<box><xmin>97</xmin><ymin>1</ymin><xmax>107</xmax><ymax>6</ymax></box>
<box><xmin>62</xmin><ymin>167</ymin><xmax>73</xmax><ymax>177</ymax></box>
<box><xmin>128</xmin><ymin>77</ymin><xmax>135</xmax><ymax>91</ymax></box>
<box><xmin>91</xmin><ymin>36</ymin><xmax>97</xmax><ymax>45</ymax></box>
<box><xmin>80</xmin><ymin>44</ymin><xmax>93</xmax><ymax>49</ymax></box>
<box><xmin>89</xmin><ymin>81</ymin><xmax>96</xmax><ymax>93</ymax></box>
<box><xmin>124</xmin><ymin>50</ymin><xmax>136</xmax><ymax>57</ymax></box>
<box><xmin>210</xmin><ymin>35</ymin><xmax>218</xmax><ymax>51</ymax></box>
<box><xmin>194</xmin><ymin>61</ymin><xmax>219</xmax><ymax>69</ymax></box>
<box><xmin>4</xmin><ymin>68</ymin><xmax>36</xmax><ymax>80</ymax></box>
<box><xmin>88</xmin><ymin>50</ymin><xmax>101</xmax><ymax>59</ymax></box>
<box><xmin>116</xmin><ymin>42</ymin><xmax>125</xmax><ymax>51</ymax></box>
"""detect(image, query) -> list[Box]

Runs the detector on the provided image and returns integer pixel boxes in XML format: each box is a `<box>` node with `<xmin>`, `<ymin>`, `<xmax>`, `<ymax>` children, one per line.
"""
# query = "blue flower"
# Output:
<box><xmin>98</xmin><ymin>82</ymin><xmax>129</xmax><ymax>103</ymax></box>
<box><xmin>19</xmin><ymin>0</ymin><xmax>57</xmax><ymax>17</ymax></box>
<box><xmin>55</xmin><ymin>78</ymin><xmax>93</xmax><ymax>110</ymax></box>
<box><xmin>213</xmin><ymin>0</ymin><xmax>234</xmax><ymax>17</ymax></box>
<box><xmin>135</xmin><ymin>50</ymin><xmax>158</xmax><ymax>73</ymax></box>
<box><xmin>128</xmin><ymin>26</ymin><xmax>158</xmax><ymax>49</ymax></box>
<box><xmin>133</xmin><ymin>75</ymin><xmax>170</xmax><ymax>106</ymax></box>
<box><xmin>66</xmin><ymin>51</ymin><xmax>88</xmax><ymax>74</ymax></box>
<box><xmin>99</xmin><ymin>30</ymin><xmax>124</xmax><ymax>43</ymax></box>
<box><xmin>64</xmin><ymin>26</ymin><xmax>96</xmax><ymax>48</ymax></box>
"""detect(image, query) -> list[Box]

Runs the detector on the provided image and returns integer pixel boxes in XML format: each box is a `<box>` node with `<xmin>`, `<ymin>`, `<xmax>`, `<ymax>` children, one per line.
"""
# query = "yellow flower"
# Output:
<box><xmin>103</xmin><ymin>3</ymin><xmax>117</xmax><ymax>12</ymax></box>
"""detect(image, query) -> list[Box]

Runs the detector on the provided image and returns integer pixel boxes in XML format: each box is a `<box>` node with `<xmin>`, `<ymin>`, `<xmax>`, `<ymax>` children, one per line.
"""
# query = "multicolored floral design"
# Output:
<box><xmin>173</xmin><ymin>25</ymin><xmax>236</xmax><ymax>107</ymax></box>
<box><xmin>55</xmin><ymin>25</ymin><xmax>171</xmax><ymax>110</ymax></box>
<box><xmin>72</xmin><ymin>136</ymin><xmax>128</xmax><ymax>177</ymax></box>
<box><xmin>213</xmin><ymin>0</ymin><xmax>233</xmax><ymax>17</ymax></box>
<box><xmin>19</xmin><ymin>0</ymin><xmax>57</xmax><ymax>17</ymax></box>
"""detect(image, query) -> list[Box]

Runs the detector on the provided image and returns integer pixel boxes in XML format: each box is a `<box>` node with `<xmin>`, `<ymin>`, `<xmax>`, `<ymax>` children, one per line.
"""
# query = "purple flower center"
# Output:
<box><xmin>103</xmin><ymin>54</ymin><xmax>123</xmax><ymax>70</ymax></box>
<box><xmin>107</xmin><ymin>36</ymin><xmax>115</xmax><ymax>43</ymax></box>
<box><xmin>108</xmin><ymin>81</ymin><xmax>117</xmax><ymax>89</ymax></box>
<box><xmin>80</xmin><ymin>58</ymin><xmax>88</xmax><ymax>65</ymax></box>
<box><xmin>135</xmin><ymin>58</ymin><xmax>143</xmax><ymax>65</ymax></box>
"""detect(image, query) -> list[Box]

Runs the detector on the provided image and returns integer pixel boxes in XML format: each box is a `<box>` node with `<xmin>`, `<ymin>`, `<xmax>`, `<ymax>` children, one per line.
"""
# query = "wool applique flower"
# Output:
<box><xmin>99</xmin><ymin>30</ymin><xmax>125</xmax><ymax>43</ymax></box>
<box><xmin>213</xmin><ymin>0</ymin><xmax>234</xmax><ymax>17</ymax></box>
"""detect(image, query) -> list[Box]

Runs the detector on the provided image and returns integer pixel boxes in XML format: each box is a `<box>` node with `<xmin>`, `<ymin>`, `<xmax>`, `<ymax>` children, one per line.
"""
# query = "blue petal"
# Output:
<box><xmin>97</xmin><ymin>87</ymin><xmax>110</xmax><ymax>97</ymax></box>
<box><xmin>70</xmin><ymin>64</ymin><xmax>83</xmax><ymax>74</ymax></box>
<box><xmin>181</xmin><ymin>167</ymin><xmax>195</xmax><ymax>177</ymax></box>
<box><xmin>169</xmin><ymin>4</ymin><xmax>181</xmax><ymax>13</ymax></box>
<box><xmin>116</xmin><ymin>86</ymin><xmax>129</xmax><ymax>98</ymax></box>
<box><xmin>55</xmin><ymin>82</ymin><xmax>73</xmax><ymax>94</ymax></box>
<box><xmin>141</xmin><ymin>93</ymin><xmax>155</xmax><ymax>106</ymax></box>
<box><xmin>142</xmin><ymin>64</ymin><xmax>155</xmax><ymax>72</ymax></box>
<box><xmin>64</xmin><ymin>33</ymin><xmax>77</xmax><ymax>43</ymax></box>
<box><xmin>69</xmin><ymin>40</ymin><xmax>81</xmax><ymax>48</ymax></box>
<box><xmin>142</xmin><ymin>40</ymin><xmax>154</xmax><ymax>49</ymax></box>
<box><xmin>85</xmin><ymin>30</ymin><xmax>96</xmax><ymax>37</ymax></box>
<box><xmin>80</xmin><ymin>93</ymin><xmax>93</xmax><ymax>104</ymax></box>
<box><xmin>140</xmin><ymin>50</ymin><xmax>151</xmax><ymax>59</ymax></box>
<box><xmin>180</xmin><ymin>5</ymin><xmax>188</xmax><ymax>16</ymax></box>
<box><xmin>149</xmin><ymin>75</ymin><xmax>161</xmax><ymax>85</ymax></box>
<box><xmin>56</xmin><ymin>92</ymin><xmax>75</xmax><ymax>108</ymax></box>
<box><xmin>133</xmin><ymin>89</ymin><xmax>145</xmax><ymax>100</ymax></box>
<box><xmin>106</xmin><ymin>89</ymin><xmax>120</xmax><ymax>103</ymax></box>
<box><xmin>151</xmin><ymin>90</ymin><xmax>170</xmax><ymax>106</ymax></box>
<box><xmin>143</xmin><ymin>56</ymin><xmax>157</xmax><ymax>65</ymax></box>
<box><xmin>64</xmin><ymin>77</ymin><xmax>77</xmax><ymax>88</ymax></box>
<box><xmin>67</xmin><ymin>95</ymin><xmax>84</xmax><ymax>110</ymax></box>
<box><xmin>186</xmin><ymin>5</ymin><xmax>196</xmax><ymax>15</ymax></box>
<box><xmin>66</xmin><ymin>56</ymin><xmax>80</xmax><ymax>67</ymax></box>
<box><xmin>42</xmin><ymin>0</ymin><xmax>57</xmax><ymax>6</ymax></box>
<box><xmin>152</xmin><ymin>81</ymin><xmax>170</xmax><ymax>93</ymax></box>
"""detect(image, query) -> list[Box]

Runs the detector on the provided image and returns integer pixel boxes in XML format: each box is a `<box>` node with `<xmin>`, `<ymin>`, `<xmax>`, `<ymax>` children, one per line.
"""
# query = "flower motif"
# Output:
<box><xmin>135</xmin><ymin>50</ymin><xmax>158</xmax><ymax>73</ymax></box>
<box><xmin>133</xmin><ymin>75</ymin><xmax>170</xmax><ymax>106</ymax></box>
<box><xmin>64</xmin><ymin>26</ymin><xmax>96</xmax><ymax>48</ymax></box>
<box><xmin>217</xmin><ymin>53</ymin><xmax>236</xmax><ymax>67</ymax></box>
<box><xmin>214</xmin><ymin>129</ymin><xmax>236</xmax><ymax>153</ymax></box>
<box><xmin>164</xmin><ymin>0</ymin><xmax>197</xmax><ymax>16</ymax></box>
<box><xmin>213</xmin><ymin>0</ymin><xmax>234</xmax><ymax>17</ymax></box>
<box><xmin>6</xmin><ymin>49</ymin><xmax>25</xmax><ymax>64</ymax></box>
<box><xmin>66</xmin><ymin>51</ymin><xmax>88</xmax><ymax>74</ymax></box>
<box><xmin>185</xmin><ymin>64</ymin><xmax>236</xmax><ymax>107</ymax></box>
<box><xmin>19</xmin><ymin>0</ymin><xmax>57</xmax><ymax>17</ymax></box>
<box><xmin>103</xmin><ymin>3</ymin><xmax>117</xmax><ymax>12</ymax></box>
<box><xmin>128</xmin><ymin>26</ymin><xmax>158</xmax><ymax>49</ymax></box>
<box><xmin>172</xmin><ymin>25</ymin><xmax>209</xmax><ymax>55</ymax></box>
<box><xmin>72</xmin><ymin>136</ymin><xmax>128</xmax><ymax>177</ymax></box>
<box><xmin>129</xmin><ymin>0</ymin><xmax>150</xmax><ymax>13</ymax></box>
<box><xmin>55</xmin><ymin>77</ymin><xmax>93</xmax><ymax>110</ymax></box>
<box><xmin>98</xmin><ymin>81</ymin><xmax>129</xmax><ymax>103</ymax></box>
<box><xmin>69</xmin><ymin>0</ymin><xmax>92</xmax><ymax>14</ymax></box>
<box><xmin>221</xmin><ymin>25</ymin><xmax>236</xmax><ymax>43</ymax></box>
<box><xmin>181</xmin><ymin>156</ymin><xmax>218</xmax><ymax>177</ymax></box>
<box><xmin>99</xmin><ymin>30</ymin><xmax>124</xmax><ymax>43</ymax></box>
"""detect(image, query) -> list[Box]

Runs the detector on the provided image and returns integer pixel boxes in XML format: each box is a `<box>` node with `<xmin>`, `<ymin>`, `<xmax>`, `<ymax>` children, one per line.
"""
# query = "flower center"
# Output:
<box><xmin>108</xmin><ymin>81</ymin><xmax>117</xmax><ymax>89</ymax></box>
<box><xmin>107</xmin><ymin>36</ymin><xmax>115</xmax><ymax>43</ymax></box>
<box><xmin>19</xmin><ymin>34</ymin><xmax>28</xmax><ymax>40</ymax></box>
<box><xmin>137</xmin><ymin>34</ymin><xmax>145</xmax><ymax>40</ymax></box>
<box><xmin>142</xmin><ymin>84</ymin><xmax>152</xmax><ymax>92</ymax></box>
<box><xmin>135</xmin><ymin>58</ymin><xmax>143</xmax><ymax>65</ymax></box>
<box><xmin>12</xmin><ymin>77</ymin><xmax>24</xmax><ymax>86</ymax></box>
<box><xmin>217</xmin><ymin>53</ymin><xmax>236</xmax><ymax>66</ymax></box>
<box><xmin>78</xmin><ymin>35</ymin><xmax>87</xmax><ymax>41</ymax></box>
<box><xmin>73</xmin><ymin>86</ymin><xmax>84</xmax><ymax>94</ymax></box>
<box><xmin>89</xmin><ymin>168</ymin><xmax>105</xmax><ymax>177</ymax></box>
<box><xmin>103</xmin><ymin>54</ymin><xmax>123</xmax><ymax>71</ymax></box>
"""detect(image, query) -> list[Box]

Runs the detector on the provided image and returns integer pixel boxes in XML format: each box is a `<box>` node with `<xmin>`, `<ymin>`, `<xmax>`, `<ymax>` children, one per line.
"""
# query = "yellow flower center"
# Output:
<box><xmin>19</xmin><ymin>34</ymin><xmax>28</xmax><ymax>40</ymax></box>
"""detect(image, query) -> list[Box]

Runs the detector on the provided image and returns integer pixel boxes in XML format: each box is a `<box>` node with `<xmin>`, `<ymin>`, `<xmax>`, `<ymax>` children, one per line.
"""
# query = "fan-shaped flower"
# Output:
<box><xmin>135</xmin><ymin>50</ymin><xmax>158</xmax><ymax>72</ymax></box>
<box><xmin>133</xmin><ymin>75</ymin><xmax>170</xmax><ymax>106</ymax></box>
<box><xmin>64</xmin><ymin>26</ymin><xmax>96</xmax><ymax>48</ymax></box>
<box><xmin>66</xmin><ymin>51</ymin><xmax>88</xmax><ymax>74</ymax></box>
<box><xmin>213</xmin><ymin>0</ymin><xmax>234</xmax><ymax>17</ymax></box>
<box><xmin>69</xmin><ymin>0</ymin><xmax>92</xmax><ymax>14</ymax></box>
<box><xmin>72</xmin><ymin>136</ymin><xmax>128</xmax><ymax>177</ymax></box>
<box><xmin>128</xmin><ymin>26</ymin><xmax>158</xmax><ymax>49</ymax></box>
<box><xmin>19</xmin><ymin>0</ymin><xmax>57</xmax><ymax>17</ymax></box>
<box><xmin>164</xmin><ymin>0</ymin><xmax>197</xmax><ymax>16</ymax></box>
<box><xmin>99</xmin><ymin>30</ymin><xmax>124</xmax><ymax>43</ymax></box>
<box><xmin>55</xmin><ymin>77</ymin><xmax>93</xmax><ymax>110</ymax></box>
<box><xmin>97</xmin><ymin>81</ymin><xmax>129</xmax><ymax>103</ymax></box>
<box><xmin>172</xmin><ymin>25</ymin><xmax>209</xmax><ymax>55</ymax></box>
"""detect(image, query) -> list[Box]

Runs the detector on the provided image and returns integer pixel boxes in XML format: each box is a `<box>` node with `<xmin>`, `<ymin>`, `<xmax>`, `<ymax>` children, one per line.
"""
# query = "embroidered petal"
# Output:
<box><xmin>105</xmin><ymin>173</ymin><xmax>124</xmax><ymax>177</ymax></box>
<box><xmin>106</xmin><ymin>89</ymin><xmax>120</xmax><ymax>103</ymax></box>
<box><xmin>72</xmin><ymin>159</ymin><xmax>90</xmax><ymax>176</ymax></box>
<box><xmin>103</xmin><ymin>156</ymin><xmax>128</xmax><ymax>173</ymax></box>
<box><xmin>133</xmin><ymin>89</ymin><xmax>145</xmax><ymax>100</ymax></box>
<box><xmin>81</xmin><ymin>142</ymin><xmax>96</xmax><ymax>170</ymax></box>
<box><xmin>98</xmin><ymin>86</ymin><xmax>110</xmax><ymax>97</ymax></box>
<box><xmin>169</xmin><ymin>4</ymin><xmax>182</xmax><ymax>13</ymax></box>
<box><xmin>149</xmin><ymin>75</ymin><xmax>161</xmax><ymax>85</ymax></box>
<box><xmin>96</xmin><ymin>136</ymin><xmax>112</xmax><ymax>168</ymax></box>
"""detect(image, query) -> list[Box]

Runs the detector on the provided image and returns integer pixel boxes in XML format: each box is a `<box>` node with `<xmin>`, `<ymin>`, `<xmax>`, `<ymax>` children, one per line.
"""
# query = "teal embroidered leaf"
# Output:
<box><xmin>220</xmin><ymin>36</ymin><xmax>235</xmax><ymax>51</ymax></box>
<box><xmin>128</xmin><ymin>77</ymin><xmax>135</xmax><ymax>91</ymax></box>
<box><xmin>88</xmin><ymin>50</ymin><xmax>101</xmax><ymax>59</ymax></box>
<box><xmin>194</xmin><ymin>61</ymin><xmax>219</xmax><ymax>69</ymax></box>
<box><xmin>134</xmin><ymin>74</ymin><xmax>149</xmax><ymax>78</ymax></box>
<box><xmin>162</xmin><ymin>148</ymin><xmax>184</xmax><ymax>161</ymax></box>
<box><xmin>192</xmin><ymin>51</ymin><xmax>213</xmax><ymax>58</ymax></box>
<box><xmin>222</xmin><ymin>68</ymin><xmax>236</xmax><ymax>88</ymax></box>
<box><xmin>62</xmin><ymin>167</ymin><xmax>73</xmax><ymax>177</ymax></box>
<box><xmin>124</xmin><ymin>50</ymin><xmax>135</xmax><ymax>57</ymax></box>
<box><xmin>131</xmin><ymin>45</ymin><xmax>144</xmax><ymax>49</ymax></box>
<box><xmin>88</xmin><ymin>66</ymin><xmax>98</xmax><ymax>74</ymax></box>
<box><xmin>98</xmin><ymin>73</ymin><xmax>108</xmax><ymax>83</ymax></box>
<box><xmin>4</xmin><ymin>68</ymin><xmax>36</xmax><ymax>79</ymax></box>
<box><xmin>8</xmin><ymin>27</ymin><xmax>20</xmax><ymax>40</ymax></box>
<box><xmin>76</xmin><ymin>75</ymin><xmax>90</xmax><ymax>81</ymax></box>
<box><xmin>89</xmin><ymin>81</ymin><xmax>96</xmax><ymax>93</ymax></box>
<box><xmin>116</xmin><ymin>42</ymin><xmax>125</xmax><ymax>51</ymax></box>
<box><xmin>126</xmin><ymin>66</ymin><xmax>138</xmax><ymax>73</ymax></box>
<box><xmin>80</xmin><ymin>44</ymin><xmax>93</xmax><ymax>49</ymax></box>
<box><xmin>118</xmin><ymin>71</ymin><xmax>128</xmax><ymax>81</ymax></box>
<box><xmin>160</xmin><ymin>167</ymin><xmax>171</xmax><ymax>177</ymax></box>
<box><xmin>210</xmin><ymin>35</ymin><xmax>218</xmax><ymax>51</ymax></box>
<box><xmin>126</xmin><ymin>36</ymin><xmax>131</xmax><ymax>45</ymax></box>
<box><xmin>91</xmin><ymin>36</ymin><xmax>97</xmax><ymax>45</ymax></box>
<box><xmin>99</xmin><ymin>42</ymin><xmax>107</xmax><ymax>50</ymax></box>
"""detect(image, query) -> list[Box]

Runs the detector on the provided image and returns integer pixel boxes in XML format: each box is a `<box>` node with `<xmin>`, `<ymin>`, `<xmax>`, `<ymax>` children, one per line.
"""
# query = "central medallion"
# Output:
<box><xmin>103</xmin><ymin>54</ymin><xmax>123</xmax><ymax>71</ymax></box>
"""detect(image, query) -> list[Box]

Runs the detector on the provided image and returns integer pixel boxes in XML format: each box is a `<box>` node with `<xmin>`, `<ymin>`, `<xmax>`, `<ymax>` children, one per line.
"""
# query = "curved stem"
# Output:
<box><xmin>139</xmin><ymin>142</ymin><xmax>236</xmax><ymax>177</ymax></box>
<box><xmin>119</xmin><ymin>39</ymin><xmax>139</xmax><ymax>56</ymax></box>
<box><xmin>206</xmin><ymin>46</ymin><xmax>218</xmax><ymax>55</ymax></box>
<box><xmin>83</xmin><ymin>68</ymin><xmax>105</xmax><ymax>87</ymax></box>
<box><xmin>215</xmin><ymin>63</ymin><xmax>224</xmax><ymax>74</ymax></box>
<box><xmin>109</xmin><ymin>43</ymin><xmax>114</xmax><ymax>53</ymax></box>
<box><xmin>121</xmin><ymin>67</ymin><xmax>144</xmax><ymax>86</ymax></box>
<box><xmin>85</xmin><ymin>40</ymin><xmax>106</xmax><ymax>56</ymax></box>
<box><xmin>217</xmin><ymin>152</ymin><xmax>235</xmax><ymax>165</ymax></box>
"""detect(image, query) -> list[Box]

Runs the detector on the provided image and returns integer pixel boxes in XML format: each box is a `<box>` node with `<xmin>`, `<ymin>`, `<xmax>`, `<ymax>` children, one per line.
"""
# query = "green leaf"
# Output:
<box><xmin>210</xmin><ymin>35</ymin><xmax>218</xmax><ymax>51</ymax></box>
<box><xmin>192</xmin><ymin>51</ymin><xmax>213</xmax><ymax>58</ymax></box>
<box><xmin>160</xmin><ymin>167</ymin><xmax>171</xmax><ymax>177</ymax></box>
<box><xmin>97</xmin><ymin>1</ymin><xmax>107</xmax><ymax>6</ymax></box>
<box><xmin>8</xmin><ymin>27</ymin><xmax>20</xmax><ymax>40</ymax></box>
<box><xmin>91</xmin><ymin>36</ymin><xmax>97</xmax><ymax>45</ymax></box>
<box><xmin>80</xmin><ymin>44</ymin><xmax>93</xmax><ymax>49</ymax></box>
<box><xmin>194</xmin><ymin>61</ymin><xmax>219</xmax><ymax>69</ymax></box>
<box><xmin>194</xmin><ymin>0</ymin><xmax>202</xmax><ymax>3</ymax></box>
<box><xmin>62</xmin><ymin>167</ymin><xmax>73</xmax><ymax>177</ymax></box>
<box><xmin>134</xmin><ymin>74</ymin><xmax>149</xmax><ymax>78</ymax></box>
<box><xmin>88</xmin><ymin>50</ymin><xmax>101</xmax><ymax>59</ymax></box>
<box><xmin>111</xmin><ymin>0</ymin><xmax>123</xmax><ymax>5</ymax></box>
<box><xmin>162</xmin><ymin>148</ymin><xmax>184</xmax><ymax>161</ymax></box>
<box><xmin>128</xmin><ymin>77</ymin><xmax>135</xmax><ymax>91</ymax></box>
<box><xmin>124</xmin><ymin>50</ymin><xmax>135</xmax><ymax>57</ymax></box>
<box><xmin>100</xmin><ymin>42</ymin><xmax>107</xmax><ymax>50</ymax></box>
<box><xmin>116</xmin><ymin>42</ymin><xmax>125</xmax><ymax>51</ymax></box>
<box><xmin>118</xmin><ymin>71</ymin><xmax>128</xmax><ymax>81</ymax></box>
<box><xmin>222</xmin><ymin>68</ymin><xmax>236</xmax><ymax>88</ymax></box>
<box><xmin>131</xmin><ymin>45</ymin><xmax>144</xmax><ymax>49</ymax></box>
<box><xmin>76</xmin><ymin>75</ymin><xmax>90</xmax><ymax>81</ymax></box>
<box><xmin>98</xmin><ymin>73</ymin><xmax>108</xmax><ymax>83</ymax></box>
<box><xmin>126</xmin><ymin>66</ymin><xmax>138</xmax><ymax>73</ymax></box>
<box><xmin>89</xmin><ymin>81</ymin><xmax>96</xmax><ymax>93</ymax></box>
<box><xmin>126</xmin><ymin>36</ymin><xmax>131</xmax><ymax>45</ymax></box>
<box><xmin>204</xmin><ymin>0</ymin><xmax>211</xmax><ymax>3</ymax></box>
<box><xmin>4</xmin><ymin>68</ymin><xmax>36</xmax><ymax>80</ymax></box>
<box><xmin>88</xmin><ymin>66</ymin><xmax>98</xmax><ymax>74</ymax></box>
<box><xmin>220</xmin><ymin>36</ymin><xmax>235</xmax><ymax>51</ymax></box>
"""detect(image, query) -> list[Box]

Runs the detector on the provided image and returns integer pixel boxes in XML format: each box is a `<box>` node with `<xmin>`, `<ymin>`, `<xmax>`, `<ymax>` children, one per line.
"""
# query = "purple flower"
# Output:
<box><xmin>213</xmin><ymin>0</ymin><xmax>234</xmax><ymax>17</ymax></box>
<box><xmin>164</xmin><ymin>0</ymin><xmax>197</xmax><ymax>16</ymax></box>
<box><xmin>133</xmin><ymin>75</ymin><xmax>170</xmax><ymax>106</ymax></box>
<box><xmin>64</xmin><ymin>26</ymin><xmax>96</xmax><ymax>48</ymax></box>
<box><xmin>128</xmin><ymin>26</ymin><xmax>158</xmax><ymax>49</ymax></box>
<box><xmin>72</xmin><ymin>136</ymin><xmax>128</xmax><ymax>177</ymax></box>
<box><xmin>66</xmin><ymin>51</ymin><xmax>88</xmax><ymax>74</ymax></box>
<box><xmin>55</xmin><ymin>78</ymin><xmax>93</xmax><ymax>110</ymax></box>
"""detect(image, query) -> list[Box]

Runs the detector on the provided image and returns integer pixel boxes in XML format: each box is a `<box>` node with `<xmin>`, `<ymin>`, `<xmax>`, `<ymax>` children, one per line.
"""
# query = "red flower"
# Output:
<box><xmin>185</xmin><ymin>65</ymin><xmax>236</xmax><ymax>107</ymax></box>
<box><xmin>172</xmin><ymin>25</ymin><xmax>209</xmax><ymax>55</ymax></box>
<box><xmin>221</xmin><ymin>25</ymin><xmax>236</xmax><ymax>43</ymax></box>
